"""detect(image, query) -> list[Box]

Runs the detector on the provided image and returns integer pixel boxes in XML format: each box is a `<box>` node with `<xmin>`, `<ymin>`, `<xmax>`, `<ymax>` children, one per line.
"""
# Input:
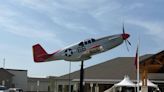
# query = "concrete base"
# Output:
<box><xmin>141</xmin><ymin>86</ymin><xmax>148</xmax><ymax>92</ymax></box>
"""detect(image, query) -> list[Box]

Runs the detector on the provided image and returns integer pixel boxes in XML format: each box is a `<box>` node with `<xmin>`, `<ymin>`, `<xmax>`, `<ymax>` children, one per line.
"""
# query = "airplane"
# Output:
<box><xmin>32</xmin><ymin>26</ymin><xmax>131</xmax><ymax>62</ymax></box>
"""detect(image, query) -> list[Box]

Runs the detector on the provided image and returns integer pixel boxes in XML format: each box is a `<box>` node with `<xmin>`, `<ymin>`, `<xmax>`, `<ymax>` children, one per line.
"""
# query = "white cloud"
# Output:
<box><xmin>10</xmin><ymin>0</ymin><xmax>102</xmax><ymax>35</ymax></box>
<box><xmin>127</xmin><ymin>19</ymin><xmax>164</xmax><ymax>40</ymax></box>
<box><xmin>5</xmin><ymin>26</ymin><xmax>55</xmax><ymax>39</ymax></box>
<box><xmin>0</xmin><ymin>1</ymin><xmax>66</xmax><ymax>48</ymax></box>
<box><xmin>91</xmin><ymin>2</ymin><xmax>122</xmax><ymax>17</ymax></box>
<box><xmin>128</xmin><ymin>3</ymin><xmax>144</xmax><ymax>10</ymax></box>
<box><xmin>0</xmin><ymin>1</ymin><xmax>53</xmax><ymax>38</ymax></box>
<box><xmin>0</xmin><ymin>12</ymin><xmax>55</xmax><ymax>39</ymax></box>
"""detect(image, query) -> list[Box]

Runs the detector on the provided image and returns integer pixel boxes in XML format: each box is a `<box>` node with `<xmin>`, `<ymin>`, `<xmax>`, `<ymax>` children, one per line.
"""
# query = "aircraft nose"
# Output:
<box><xmin>122</xmin><ymin>33</ymin><xmax>130</xmax><ymax>40</ymax></box>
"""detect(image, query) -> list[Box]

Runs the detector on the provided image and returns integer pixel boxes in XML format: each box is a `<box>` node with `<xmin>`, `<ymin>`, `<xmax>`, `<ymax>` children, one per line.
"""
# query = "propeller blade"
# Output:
<box><xmin>127</xmin><ymin>40</ymin><xmax>131</xmax><ymax>46</ymax></box>
<box><xmin>125</xmin><ymin>40</ymin><xmax>129</xmax><ymax>52</ymax></box>
<box><xmin>123</xmin><ymin>23</ymin><xmax>125</xmax><ymax>34</ymax></box>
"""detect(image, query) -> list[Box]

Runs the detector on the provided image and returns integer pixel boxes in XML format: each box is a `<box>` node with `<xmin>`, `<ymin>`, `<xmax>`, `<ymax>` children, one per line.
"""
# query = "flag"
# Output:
<box><xmin>135</xmin><ymin>44</ymin><xmax>139</xmax><ymax>69</ymax></box>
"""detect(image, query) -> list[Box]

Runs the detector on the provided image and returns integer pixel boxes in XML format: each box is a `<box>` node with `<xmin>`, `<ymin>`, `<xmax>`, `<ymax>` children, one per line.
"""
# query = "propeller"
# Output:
<box><xmin>122</xmin><ymin>23</ymin><xmax>131</xmax><ymax>51</ymax></box>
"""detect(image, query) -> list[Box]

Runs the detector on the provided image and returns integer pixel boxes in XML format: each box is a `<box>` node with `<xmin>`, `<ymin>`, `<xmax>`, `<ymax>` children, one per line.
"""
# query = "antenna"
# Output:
<box><xmin>3</xmin><ymin>58</ymin><xmax>5</xmax><ymax>68</ymax></box>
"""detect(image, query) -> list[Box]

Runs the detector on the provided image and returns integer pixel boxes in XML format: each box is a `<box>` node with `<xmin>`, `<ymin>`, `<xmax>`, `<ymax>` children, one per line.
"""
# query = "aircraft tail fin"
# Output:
<box><xmin>32</xmin><ymin>44</ymin><xmax>51</xmax><ymax>63</ymax></box>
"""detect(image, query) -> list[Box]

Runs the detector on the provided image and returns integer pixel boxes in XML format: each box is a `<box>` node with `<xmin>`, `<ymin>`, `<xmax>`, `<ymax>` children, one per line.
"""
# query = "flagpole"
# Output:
<box><xmin>137</xmin><ymin>38</ymin><xmax>140</xmax><ymax>92</ymax></box>
<box><xmin>137</xmin><ymin>53</ymin><xmax>139</xmax><ymax>92</ymax></box>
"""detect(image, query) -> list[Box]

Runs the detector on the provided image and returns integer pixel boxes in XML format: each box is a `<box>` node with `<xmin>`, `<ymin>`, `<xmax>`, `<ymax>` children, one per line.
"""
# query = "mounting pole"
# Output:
<box><xmin>80</xmin><ymin>60</ymin><xmax>84</xmax><ymax>92</ymax></box>
<box><xmin>69</xmin><ymin>62</ymin><xmax>72</xmax><ymax>92</ymax></box>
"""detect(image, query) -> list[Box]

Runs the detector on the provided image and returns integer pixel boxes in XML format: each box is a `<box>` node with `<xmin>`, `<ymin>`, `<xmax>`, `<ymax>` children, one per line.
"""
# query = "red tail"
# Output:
<box><xmin>32</xmin><ymin>44</ymin><xmax>51</xmax><ymax>63</ymax></box>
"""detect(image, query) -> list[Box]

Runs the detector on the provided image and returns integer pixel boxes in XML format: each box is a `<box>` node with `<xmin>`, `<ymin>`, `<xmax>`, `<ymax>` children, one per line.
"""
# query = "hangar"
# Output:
<box><xmin>48</xmin><ymin>50</ymin><xmax>164</xmax><ymax>92</ymax></box>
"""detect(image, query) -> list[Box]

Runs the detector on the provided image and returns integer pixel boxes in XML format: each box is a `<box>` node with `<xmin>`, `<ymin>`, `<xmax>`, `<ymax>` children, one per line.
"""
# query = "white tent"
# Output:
<box><xmin>104</xmin><ymin>86</ymin><xmax>115</xmax><ymax>92</ymax></box>
<box><xmin>104</xmin><ymin>76</ymin><xmax>136</xmax><ymax>92</ymax></box>
<box><xmin>139</xmin><ymin>79</ymin><xmax>158</xmax><ymax>88</ymax></box>
<box><xmin>115</xmin><ymin>75</ymin><xmax>136</xmax><ymax>87</ymax></box>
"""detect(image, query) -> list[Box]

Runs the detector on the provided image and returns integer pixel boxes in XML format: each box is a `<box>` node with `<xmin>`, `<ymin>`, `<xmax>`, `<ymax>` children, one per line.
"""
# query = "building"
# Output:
<box><xmin>48</xmin><ymin>50</ymin><xmax>164</xmax><ymax>92</ymax></box>
<box><xmin>0</xmin><ymin>68</ymin><xmax>14</xmax><ymax>87</ymax></box>
<box><xmin>0</xmin><ymin>68</ymin><xmax>50</xmax><ymax>92</ymax></box>
<box><xmin>0</xmin><ymin>68</ymin><xmax>28</xmax><ymax>91</ymax></box>
<box><xmin>27</xmin><ymin>77</ymin><xmax>50</xmax><ymax>92</ymax></box>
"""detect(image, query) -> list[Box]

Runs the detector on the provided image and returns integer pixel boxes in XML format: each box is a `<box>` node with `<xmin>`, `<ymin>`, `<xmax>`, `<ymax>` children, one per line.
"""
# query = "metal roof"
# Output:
<box><xmin>59</xmin><ymin>51</ymin><xmax>164</xmax><ymax>80</ymax></box>
<box><xmin>140</xmin><ymin>50</ymin><xmax>164</xmax><ymax>73</ymax></box>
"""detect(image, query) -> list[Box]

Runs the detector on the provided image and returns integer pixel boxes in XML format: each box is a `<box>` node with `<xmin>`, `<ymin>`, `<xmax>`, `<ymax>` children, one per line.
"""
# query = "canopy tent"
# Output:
<box><xmin>139</xmin><ymin>79</ymin><xmax>158</xmax><ymax>88</ymax></box>
<box><xmin>104</xmin><ymin>86</ymin><xmax>115</xmax><ymax>92</ymax></box>
<box><xmin>104</xmin><ymin>76</ymin><xmax>136</xmax><ymax>92</ymax></box>
<box><xmin>115</xmin><ymin>75</ymin><xmax>136</xmax><ymax>87</ymax></box>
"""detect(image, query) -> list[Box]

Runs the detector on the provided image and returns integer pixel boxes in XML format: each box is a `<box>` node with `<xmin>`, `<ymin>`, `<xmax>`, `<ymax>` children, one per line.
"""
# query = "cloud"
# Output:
<box><xmin>0</xmin><ymin>2</ymin><xmax>55</xmax><ymax>38</ymax></box>
<box><xmin>0</xmin><ymin>1</ymin><xmax>67</xmax><ymax>48</ymax></box>
<box><xmin>128</xmin><ymin>3</ymin><xmax>144</xmax><ymax>10</ymax></box>
<box><xmin>1</xmin><ymin>2</ymin><xmax>60</xmax><ymax>38</ymax></box>
<box><xmin>0</xmin><ymin>18</ymin><xmax>55</xmax><ymax>39</ymax></box>
<box><xmin>91</xmin><ymin>2</ymin><xmax>122</xmax><ymax>17</ymax></box>
<box><xmin>9</xmin><ymin>0</ymin><xmax>106</xmax><ymax>35</ymax></box>
<box><xmin>127</xmin><ymin>19</ymin><xmax>164</xmax><ymax>41</ymax></box>
<box><xmin>7</xmin><ymin>28</ymin><xmax>55</xmax><ymax>39</ymax></box>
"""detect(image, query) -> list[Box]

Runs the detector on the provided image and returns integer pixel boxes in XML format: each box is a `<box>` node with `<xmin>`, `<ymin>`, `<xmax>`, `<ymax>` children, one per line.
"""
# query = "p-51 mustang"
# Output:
<box><xmin>32</xmin><ymin>27</ymin><xmax>131</xmax><ymax>62</ymax></box>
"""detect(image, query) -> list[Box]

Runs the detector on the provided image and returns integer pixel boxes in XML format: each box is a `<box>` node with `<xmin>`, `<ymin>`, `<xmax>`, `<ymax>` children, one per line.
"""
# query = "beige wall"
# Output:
<box><xmin>27</xmin><ymin>79</ymin><xmax>49</xmax><ymax>92</ymax></box>
<box><xmin>7</xmin><ymin>70</ymin><xmax>27</xmax><ymax>91</ymax></box>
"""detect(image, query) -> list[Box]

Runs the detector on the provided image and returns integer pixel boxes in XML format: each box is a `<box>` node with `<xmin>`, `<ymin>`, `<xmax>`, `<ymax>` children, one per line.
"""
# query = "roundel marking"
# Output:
<box><xmin>65</xmin><ymin>49</ymin><xmax>73</xmax><ymax>57</ymax></box>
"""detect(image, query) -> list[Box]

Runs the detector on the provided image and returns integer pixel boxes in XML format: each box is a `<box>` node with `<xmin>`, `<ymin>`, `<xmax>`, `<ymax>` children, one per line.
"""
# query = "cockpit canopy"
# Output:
<box><xmin>78</xmin><ymin>38</ymin><xmax>96</xmax><ymax>46</ymax></box>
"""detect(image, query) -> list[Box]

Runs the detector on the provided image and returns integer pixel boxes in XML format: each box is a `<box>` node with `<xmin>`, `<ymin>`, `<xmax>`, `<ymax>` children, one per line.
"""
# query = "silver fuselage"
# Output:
<box><xmin>47</xmin><ymin>34</ymin><xmax>124</xmax><ymax>61</ymax></box>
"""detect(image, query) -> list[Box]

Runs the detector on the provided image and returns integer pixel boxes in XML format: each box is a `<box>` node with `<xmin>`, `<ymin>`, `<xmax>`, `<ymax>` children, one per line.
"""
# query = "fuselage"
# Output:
<box><xmin>47</xmin><ymin>34</ymin><xmax>127</xmax><ymax>61</ymax></box>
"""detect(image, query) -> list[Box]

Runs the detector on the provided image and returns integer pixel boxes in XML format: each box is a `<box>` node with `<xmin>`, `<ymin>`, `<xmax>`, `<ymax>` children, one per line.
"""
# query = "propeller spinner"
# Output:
<box><xmin>122</xmin><ymin>23</ymin><xmax>131</xmax><ymax>51</ymax></box>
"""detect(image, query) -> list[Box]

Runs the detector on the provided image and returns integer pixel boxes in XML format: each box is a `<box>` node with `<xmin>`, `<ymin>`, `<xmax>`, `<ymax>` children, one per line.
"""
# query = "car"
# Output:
<box><xmin>0</xmin><ymin>86</ymin><xmax>8</xmax><ymax>92</ymax></box>
<box><xmin>8</xmin><ymin>88</ymin><xmax>23</xmax><ymax>92</ymax></box>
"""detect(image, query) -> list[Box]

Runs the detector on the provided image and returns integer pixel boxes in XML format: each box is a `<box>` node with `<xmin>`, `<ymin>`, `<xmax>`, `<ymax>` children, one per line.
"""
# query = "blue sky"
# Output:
<box><xmin>0</xmin><ymin>0</ymin><xmax>163</xmax><ymax>77</ymax></box>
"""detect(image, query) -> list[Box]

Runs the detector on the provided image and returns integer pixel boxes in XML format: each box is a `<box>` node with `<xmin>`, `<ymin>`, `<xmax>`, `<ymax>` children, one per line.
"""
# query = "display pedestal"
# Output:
<box><xmin>80</xmin><ymin>61</ymin><xmax>84</xmax><ymax>92</ymax></box>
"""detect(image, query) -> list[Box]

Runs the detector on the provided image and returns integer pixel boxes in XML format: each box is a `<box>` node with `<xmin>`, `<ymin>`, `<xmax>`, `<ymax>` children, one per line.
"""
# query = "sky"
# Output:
<box><xmin>0</xmin><ymin>0</ymin><xmax>164</xmax><ymax>77</ymax></box>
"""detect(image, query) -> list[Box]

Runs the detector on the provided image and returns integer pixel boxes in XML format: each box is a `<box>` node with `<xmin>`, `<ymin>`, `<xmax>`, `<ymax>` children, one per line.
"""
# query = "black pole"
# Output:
<box><xmin>69</xmin><ymin>62</ymin><xmax>71</xmax><ymax>92</ymax></box>
<box><xmin>80</xmin><ymin>60</ymin><xmax>84</xmax><ymax>92</ymax></box>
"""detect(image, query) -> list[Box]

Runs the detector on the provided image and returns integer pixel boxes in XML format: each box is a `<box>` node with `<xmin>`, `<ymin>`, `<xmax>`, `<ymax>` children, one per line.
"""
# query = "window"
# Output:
<box><xmin>79</xmin><ymin>42</ymin><xmax>84</xmax><ymax>46</ymax></box>
<box><xmin>58</xmin><ymin>85</ymin><xmax>62</xmax><ymax>92</ymax></box>
<box><xmin>88</xmin><ymin>40</ymin><xmax>91</xmax><ymax>44</ymax></box>
<box><xmin>84</xmin><ymin>41</ymin><xmax>88</xmax><ymax>45</ymax></box>
<box><xmin>91</xmin><ymin>39</ymin><xmax>96</xmax><ymax>42</ymax></box>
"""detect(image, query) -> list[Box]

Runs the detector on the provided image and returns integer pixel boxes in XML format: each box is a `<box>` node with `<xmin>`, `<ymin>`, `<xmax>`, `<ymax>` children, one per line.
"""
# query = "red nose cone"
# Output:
<box><xmin>122</xmin><ymin>33</ymin><xmax>130</xmax><ymax>40</ymax></box>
